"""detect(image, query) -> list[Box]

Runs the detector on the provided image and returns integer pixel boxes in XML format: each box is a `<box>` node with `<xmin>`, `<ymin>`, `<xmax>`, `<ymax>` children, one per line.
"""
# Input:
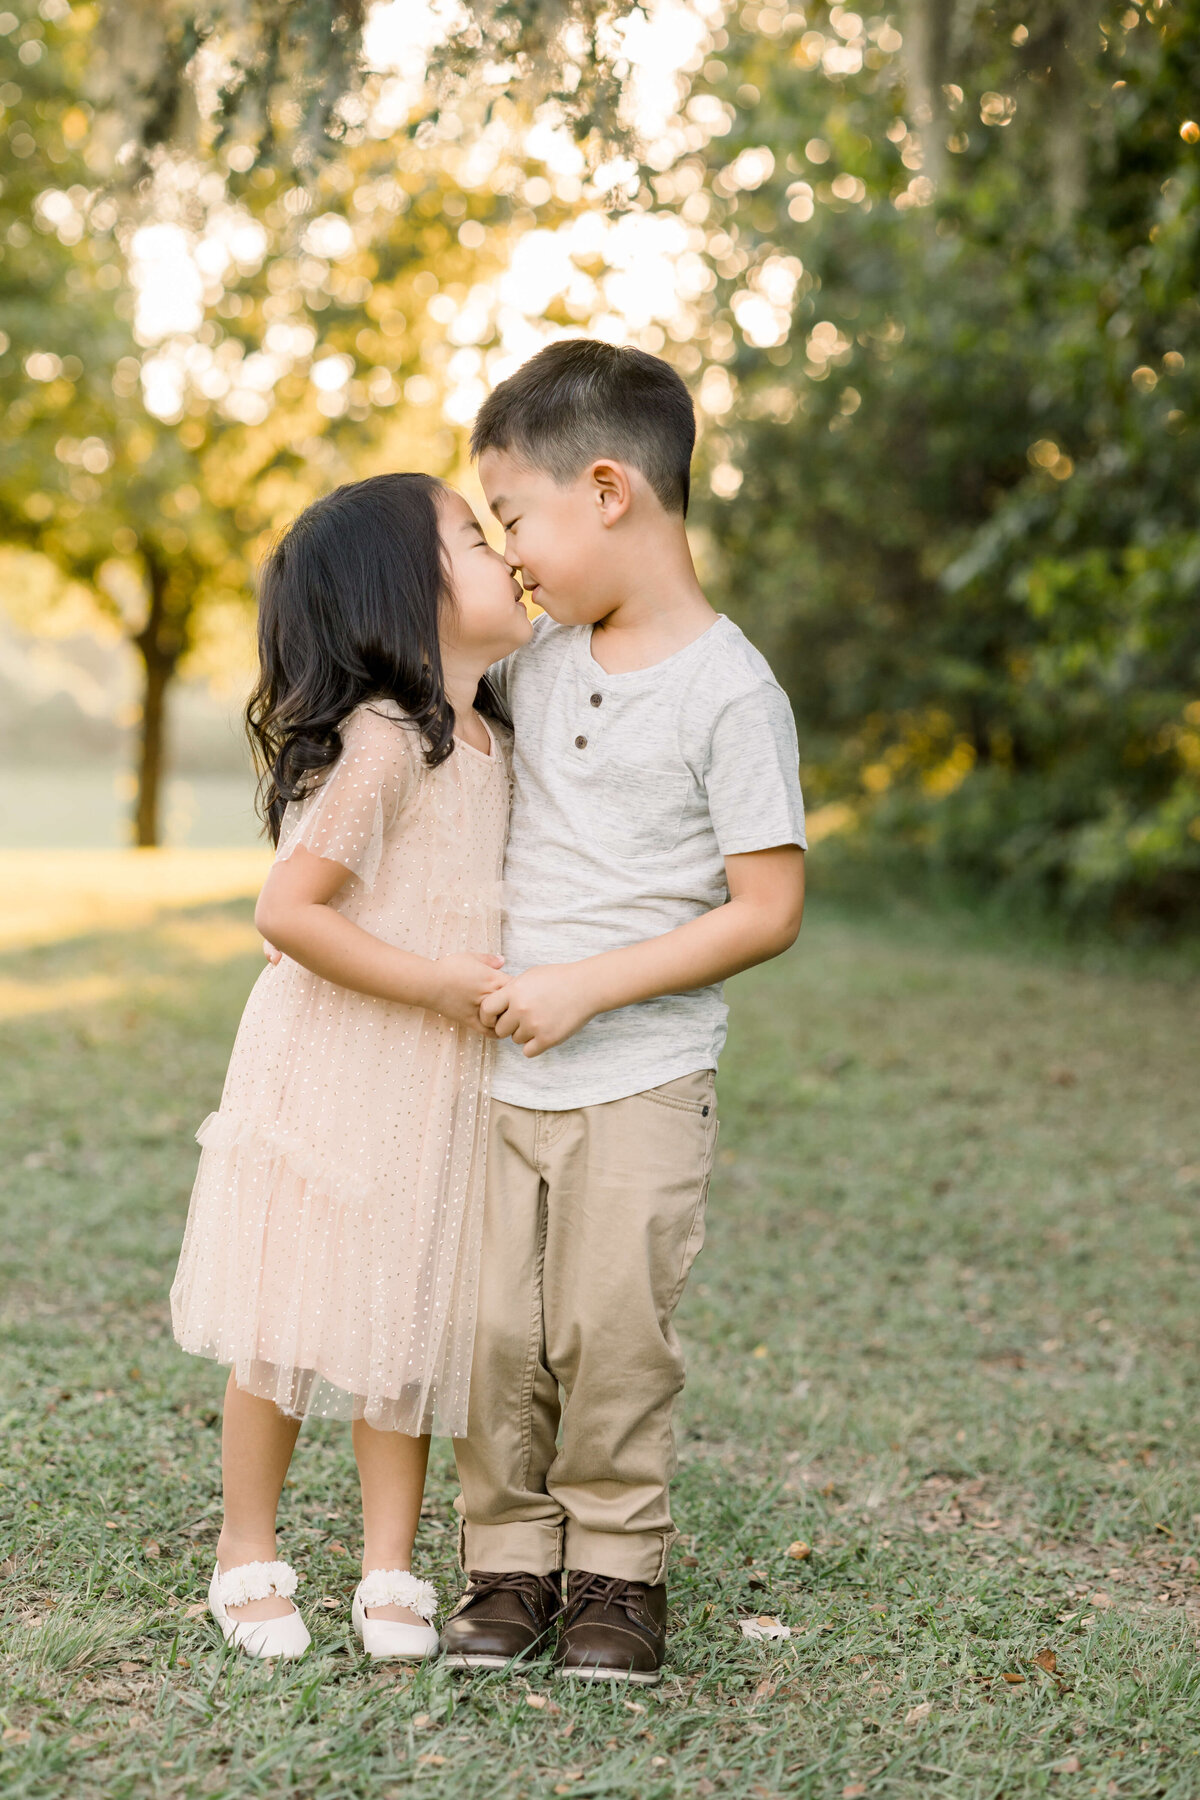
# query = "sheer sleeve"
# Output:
<box><xmin>275</xmin><ymin>704</ymin><xmax>419</xmax><ymax>889</ymax></box>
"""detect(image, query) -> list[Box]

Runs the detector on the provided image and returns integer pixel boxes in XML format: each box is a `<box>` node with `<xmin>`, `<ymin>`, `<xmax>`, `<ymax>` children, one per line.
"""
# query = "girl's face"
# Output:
<box><xmin>438</xmin><ymin>487</ymin><xmax>533</xmax><ymax>667</ymax></box>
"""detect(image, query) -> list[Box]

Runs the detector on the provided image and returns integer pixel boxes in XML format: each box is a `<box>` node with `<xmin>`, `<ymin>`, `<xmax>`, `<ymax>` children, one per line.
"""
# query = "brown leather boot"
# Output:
<box><xmin>439</xmin><ymin>1570</ymin><xmax>562</xmax><ymax>1669</ymax></box>
<box><xmin>555</xmin><ymin>1573</ymin><xmax>667</xmax><ymax>1684</ymax></box>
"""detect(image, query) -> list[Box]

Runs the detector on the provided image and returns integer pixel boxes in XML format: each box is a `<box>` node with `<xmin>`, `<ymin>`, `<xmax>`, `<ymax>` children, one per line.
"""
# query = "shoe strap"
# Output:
<box><xmin>357</xmin><ymin>1568</ymin><xmax>438</xmax><ymax>1621</ymax></box>
<box><xmin>215</xmin><ymin>1560</ymin><xmax>299</xmax><ymax>1608</ymax></box>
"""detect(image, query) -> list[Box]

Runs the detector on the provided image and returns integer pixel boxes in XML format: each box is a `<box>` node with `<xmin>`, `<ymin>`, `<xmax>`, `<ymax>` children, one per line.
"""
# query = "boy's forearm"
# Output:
<box><xmin>581</xmin><ymin>891</ymin><xmax>800</xmax><ymax>1018</ymax></box>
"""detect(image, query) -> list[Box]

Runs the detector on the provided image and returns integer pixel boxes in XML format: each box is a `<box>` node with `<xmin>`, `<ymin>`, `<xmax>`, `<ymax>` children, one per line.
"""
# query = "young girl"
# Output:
<box><xmin>170</xmin><ymin>472</ymin><xmax>531</xmax><ymax>1662</ymax></box>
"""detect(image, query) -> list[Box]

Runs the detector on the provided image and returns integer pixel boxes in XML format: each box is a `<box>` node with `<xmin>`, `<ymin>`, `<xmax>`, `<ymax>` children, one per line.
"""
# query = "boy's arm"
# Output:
<box><xmin>480</xmin><ymin>844</ymin><xmax>804</xmax><ymax>1057</ymax></box>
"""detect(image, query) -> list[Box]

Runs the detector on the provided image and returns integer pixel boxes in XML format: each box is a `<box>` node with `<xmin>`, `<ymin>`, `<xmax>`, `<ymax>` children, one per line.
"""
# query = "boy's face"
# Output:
<box><xmin>478</xmin><ymin>448</ymin><xmax>622</xmax><ymax>626</ymax></box>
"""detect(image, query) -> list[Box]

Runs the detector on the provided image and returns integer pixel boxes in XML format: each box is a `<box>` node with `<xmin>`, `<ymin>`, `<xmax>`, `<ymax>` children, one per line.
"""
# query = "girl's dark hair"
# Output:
<box><xmin>246</xmin><ymin>472</ymin><xmax>503</xmax><ymax>843</ymax></box>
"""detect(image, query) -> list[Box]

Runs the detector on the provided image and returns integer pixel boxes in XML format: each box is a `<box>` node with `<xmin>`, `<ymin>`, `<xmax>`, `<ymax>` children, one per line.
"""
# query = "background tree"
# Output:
<box><xmin>89</xmin><ymin>0</ymin><xmax>632</xmax><ymax>177</ymax></box>
<box><xmin>677</xmin><ymin>0</ymin><xmax>1200</xmax><ymax>920</ymax></box>
<box><xmin>0</xmin><ymin>0</ymin><xmax>540</xmax><ymax>842</ymax></box>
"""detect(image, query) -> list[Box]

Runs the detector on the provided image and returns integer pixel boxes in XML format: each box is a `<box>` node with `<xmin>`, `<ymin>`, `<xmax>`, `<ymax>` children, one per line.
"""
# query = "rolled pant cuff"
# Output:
<box><xmin>458</xmin><ymin>1517</ymin><xmax>564</xmax><ymax>1576</ymax></box>
<box><xmin>563</xmin><ymin>1525</ymin><xmax>676</xmax><ymax>1585</ymax></box>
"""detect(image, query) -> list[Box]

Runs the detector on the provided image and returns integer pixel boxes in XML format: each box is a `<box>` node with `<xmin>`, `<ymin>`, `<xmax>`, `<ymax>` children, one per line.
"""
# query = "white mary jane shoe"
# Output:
<box><xmin>352</xmin><ymin>1568</ymin><xmax>440</xmax><ymax>1661</ymax></box>
<box><xmin>208</xmin><ymin>1560</ymin><xmax>311</xmax><ymax>1661</ymax></box>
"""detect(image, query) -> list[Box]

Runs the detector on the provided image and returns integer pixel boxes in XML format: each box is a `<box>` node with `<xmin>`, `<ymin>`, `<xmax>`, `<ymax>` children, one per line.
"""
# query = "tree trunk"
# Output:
<box><xmin>131</xmin><ymin>549</ymin><xmax>186</xmax><ymax>848</ymax></box>
<box><xmin>902</xmin><ymin>0</ymin><xmax>956</xmax><ymax>194</ymax></box>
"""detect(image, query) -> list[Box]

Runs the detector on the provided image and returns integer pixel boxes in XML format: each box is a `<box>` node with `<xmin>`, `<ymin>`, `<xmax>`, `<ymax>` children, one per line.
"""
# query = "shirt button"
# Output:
<box><xmin>574</xmin><ymin>734</ymin><xmax>587</xmax><ymax>749</ymax></box>
<box><xmin>590</xmin><ymin>692</ymin><xmax>603</xmax><ymax>707</ymax></box>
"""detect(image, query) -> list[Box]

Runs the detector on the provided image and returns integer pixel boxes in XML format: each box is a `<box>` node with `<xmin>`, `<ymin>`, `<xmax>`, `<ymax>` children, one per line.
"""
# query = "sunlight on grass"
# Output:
<box><xmin>0</xmin><ymin>972</ymin><xmax>124</xmax><ymax>1021</ymax></box>
<box><xmin>1</xmin><ymin>893</ymin><xmax>1197</xmax><ymax>1798</ymax></box>
<box><xmin>0</xmin><ymin>850</ymin><xmax>271</xmax><ymax>952</ymax></box>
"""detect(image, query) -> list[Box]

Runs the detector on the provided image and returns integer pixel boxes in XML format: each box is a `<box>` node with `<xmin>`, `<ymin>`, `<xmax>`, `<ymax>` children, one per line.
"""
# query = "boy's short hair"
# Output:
<box><xmin>470</xmin><ymin>339</ymin><xmax>696</xmax><ymax>515</ymax></box>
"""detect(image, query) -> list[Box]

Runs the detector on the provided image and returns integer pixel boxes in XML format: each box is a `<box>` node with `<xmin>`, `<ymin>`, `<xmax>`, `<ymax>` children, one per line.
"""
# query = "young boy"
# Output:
<box><xmin>441</xmin><ymin>340</ymin><xmax>807</xmax><ymax>1683</ymax></box>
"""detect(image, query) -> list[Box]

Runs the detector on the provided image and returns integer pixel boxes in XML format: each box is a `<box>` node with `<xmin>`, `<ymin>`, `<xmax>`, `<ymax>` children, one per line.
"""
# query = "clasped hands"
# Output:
<box><xmin>264</xmin><ymin>939</ymin><xmax>596</xmax><ymax>1056</ymax></box>
<box><xmin>439</xmin><ymin>954</ymin><xmax>598</xmax><ymax>1056</ymax></box>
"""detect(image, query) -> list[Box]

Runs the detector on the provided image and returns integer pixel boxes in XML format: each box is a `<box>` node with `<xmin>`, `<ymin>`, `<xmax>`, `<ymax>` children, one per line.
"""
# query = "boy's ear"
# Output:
<box><xmin>589</xmin><ymin>459</ymin><xmax>633</xmax><ymax>527</ymax></box>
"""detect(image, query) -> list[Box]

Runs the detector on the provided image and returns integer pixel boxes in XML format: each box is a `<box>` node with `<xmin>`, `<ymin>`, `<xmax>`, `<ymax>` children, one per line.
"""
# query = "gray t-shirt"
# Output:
<box><xmin>491</xmin><ymin>612</ymin><xmax>806</xmax><ymax>1110</ymax></box>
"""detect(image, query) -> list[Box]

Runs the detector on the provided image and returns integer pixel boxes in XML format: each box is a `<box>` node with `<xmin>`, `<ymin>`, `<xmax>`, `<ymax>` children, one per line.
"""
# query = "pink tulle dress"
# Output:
<box><xmin>170</xmin><ymin>700</ymin><xmax>510</xmax><ymax>1436</ymax></box>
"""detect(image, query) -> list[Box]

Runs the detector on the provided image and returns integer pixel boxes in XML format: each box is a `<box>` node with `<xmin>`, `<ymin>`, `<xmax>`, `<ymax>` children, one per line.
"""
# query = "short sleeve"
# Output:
<box><xmin>275</xmin><ymin>704</ymin><xmax>419</xmax><ymax>888</ymax></box>
<box><xmin>704</xmin><ymin>683</ymin><xmax>807</xmax><ymax>856</ymax></box>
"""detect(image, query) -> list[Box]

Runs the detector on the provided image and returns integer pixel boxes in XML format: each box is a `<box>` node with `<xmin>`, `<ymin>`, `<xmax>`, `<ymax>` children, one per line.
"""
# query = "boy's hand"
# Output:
<box><xmin>430</xmin><ymin>953</ymin><xmax>507</xmax><ymax>1033</ymax></box>
<box><xmin>480</xmin><ymin>963</ymin><xmax>599</xmax><ymax>1057</ymax></box>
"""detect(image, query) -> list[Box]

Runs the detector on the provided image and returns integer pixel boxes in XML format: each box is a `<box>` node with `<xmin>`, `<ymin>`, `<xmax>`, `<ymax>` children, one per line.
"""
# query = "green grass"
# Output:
<box><xmin>2</xmin><ymin>889</ymin><xmax>1199</xmax><ymax>1798</ymax></box>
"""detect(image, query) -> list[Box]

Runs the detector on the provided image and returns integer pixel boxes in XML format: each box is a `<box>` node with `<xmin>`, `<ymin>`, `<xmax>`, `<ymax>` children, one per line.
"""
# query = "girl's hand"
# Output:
<box><xmin>429</xmin><ymin>953</ymin><xmax>507</xmax><ymax>1031</ymax></box>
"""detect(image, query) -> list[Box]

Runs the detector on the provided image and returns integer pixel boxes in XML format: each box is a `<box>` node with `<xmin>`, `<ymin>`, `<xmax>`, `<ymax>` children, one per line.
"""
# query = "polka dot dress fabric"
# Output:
<box><xmin>170</xmin><ymin>701</ymin><xmax>510</xmax><ymax>1436</ymax></box>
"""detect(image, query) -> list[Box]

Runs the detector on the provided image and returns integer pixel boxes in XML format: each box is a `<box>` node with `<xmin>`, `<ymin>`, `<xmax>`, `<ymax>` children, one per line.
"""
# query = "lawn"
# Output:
<box><xmin>1</xmin><ymin>858</ymin><xmax>1199</xmax><ymax>1799</ymax></box>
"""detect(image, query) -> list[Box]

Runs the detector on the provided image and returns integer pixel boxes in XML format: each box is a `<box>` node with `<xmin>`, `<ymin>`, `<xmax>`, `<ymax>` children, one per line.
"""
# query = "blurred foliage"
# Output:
<box><xmin>2</xmin><ymin>0</ymin><xmax>1197</xmax><ymax>917</ymax></box>
<box><xmin>0</xmin><ymin>1</ymin><xmax>526</xmax><ymax>841</ymax></box>
<box><xmin>689</xmin><ymin>1</ymin><xmax>1200</xmax><ymax>923</ymax></box>
<box><xmin>91</xmin><ymin>0</ymin><xmax>634</xmax><ymax>176</ymax></box>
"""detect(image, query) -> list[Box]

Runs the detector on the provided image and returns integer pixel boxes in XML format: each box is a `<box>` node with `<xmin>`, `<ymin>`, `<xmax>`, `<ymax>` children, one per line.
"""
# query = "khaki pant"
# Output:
<box><xmin>452</xmin><ymin>1069</ymin><xmax>718</xmax><ymax>1585</ymax></box>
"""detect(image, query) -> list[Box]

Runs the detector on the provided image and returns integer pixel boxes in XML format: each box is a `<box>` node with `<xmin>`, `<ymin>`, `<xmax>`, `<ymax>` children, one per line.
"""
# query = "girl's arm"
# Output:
<box><xmin>254</xmin><ymin>844</ymin><xmax>504</xmax><ymax>1030</ymax></box>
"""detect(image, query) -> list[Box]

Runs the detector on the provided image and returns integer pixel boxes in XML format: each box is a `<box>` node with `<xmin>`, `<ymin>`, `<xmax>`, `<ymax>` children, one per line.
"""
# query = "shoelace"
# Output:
<box><xmin>462</xmin><ymin>1569</ymin><xmax>561</xmax><ymax>1618</ymax></box>
<box><xmin>563</xmin><ymin>1573</ymin><xmax>646</xmax><ymax>1628</ymax></box>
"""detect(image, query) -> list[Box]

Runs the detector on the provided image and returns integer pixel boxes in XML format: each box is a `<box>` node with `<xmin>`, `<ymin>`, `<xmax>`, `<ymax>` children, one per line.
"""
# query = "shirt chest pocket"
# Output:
<box><xmin>586</xmin><ymin>761</ymin><xmax>692</xmax><ymax>859</ymax></box>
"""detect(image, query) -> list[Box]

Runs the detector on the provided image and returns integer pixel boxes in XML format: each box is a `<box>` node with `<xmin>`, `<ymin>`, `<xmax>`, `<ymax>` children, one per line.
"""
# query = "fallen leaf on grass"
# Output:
<box><xmin>525</xmin><ymin>1693</ymin><xmax>560</xmax><ymax>1713</ymax></box>
<box><xmin>1033</xmin><ymin>1648</ymin><xmax>1058</xmax><ymax>1674</ymax></box>
<box><xmin>1045</xmin><ymin>1066</ymin><xmax>1077</xmax><ymax>1087</ymax></box>
<box><xmin>326</xmin><ymin>1541</ymin><xmax>348</xmax><ymax>1555</ymax></box>
<box><xmin>3</xmin><ymin>1728</ymin><xmax>31</xmax><ymax>1745</ymax></box>
<box><xmin>622</xmin><ymin>1700</ymin><xmax>646</xmax><ymax>1714</ymax></box>
<box><xmin>842</xmin><ymin>1785</ymin><xmax>867</xmax><ymax>1798</ymax></box>
<box><xmin>184</xmin><ymin>1602</ymin><xmax>207</xmax><ymax>1619</ymax></box>
<box><xmin>118</xmin><ymin>1662</ymin><xmax>140</xmax><ymax>1676</ymax></box>
<box><xmin>321</xmin><ymin>1596</ymin><xmax>340</xmax><ymax>1610</ymax></box>
<box><xmin>143</xmin><ymin>1541</ymin><xmax>161</xmax><ymax>1559</ymax></box>
<box><xmin>1001</xmin><ymin>1672</ymin><xmax>1025</xmax><ymax>1685</ymax></box>
<box><xmin>786</xmin><ymin>1541</ymin><xmax>811</xmax><ymax>1561</ymax></box>
<box><xmin>417</xmin><ymin>1754</ymin><xmax>446</xmax><ymax>1766</ymax></box>
<box><xmin>651</xmin><ymin>1757</ymin><xmax>669</xmax><ymax>1768</ymax></box>
<box><xmin>905</xmin><ymin>1703</ymin><xmax>932</xmax><ymax>1725</ymax></box>
<box><xmin>740</xmin><ymin>1616</ymin><xmax>792</xmax><ymax>1641</ymax></box>
<box><xmin>1088</xmin><ymin>1591</ymin><xmax>1113</xmax><ymax>1610</ymax></box>
<box><xmin>679</xmin><ymin>1554</ymin><xmax>699</xmax><ymax>1567</ymax></box>
<box><xmin>412</xmin><ymin>1714</ymin><xmax>432</xmax><ymax>1729</ymax></box>
<box><xmin>1052</xmin><ymin>1754</ymin><xmax>1081</xmax><ymax>1773</ymax></box>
